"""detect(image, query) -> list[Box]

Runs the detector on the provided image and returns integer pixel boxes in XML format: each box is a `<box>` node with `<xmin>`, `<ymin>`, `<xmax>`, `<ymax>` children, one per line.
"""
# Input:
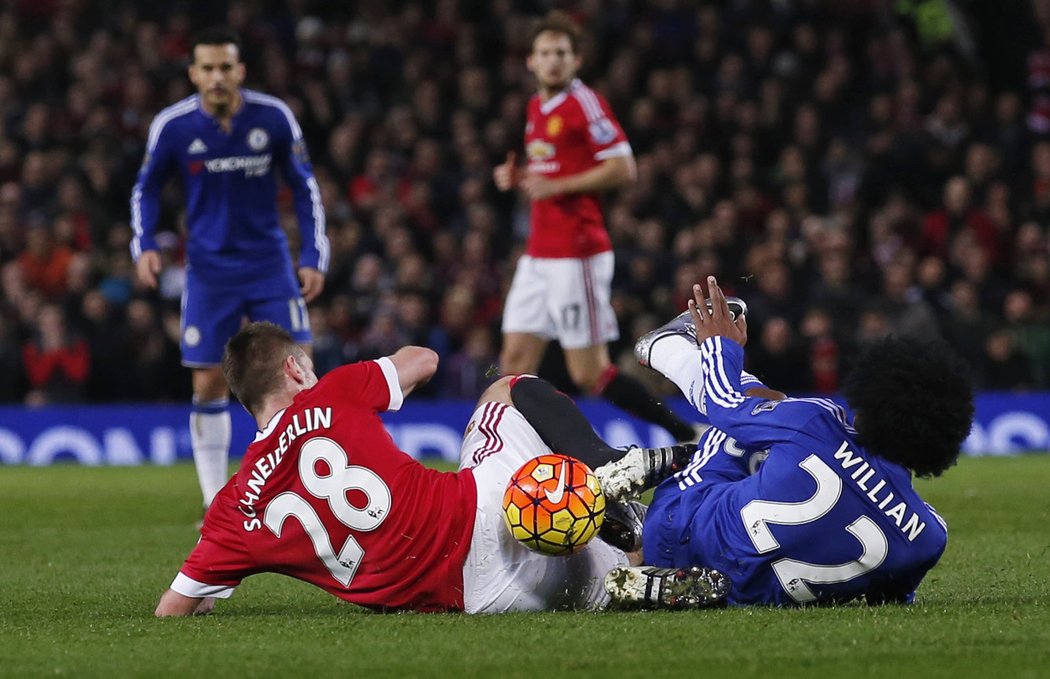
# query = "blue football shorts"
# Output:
<box><xmin>180</xmin><ymin>273</ymin><xmax>312</xmax><ymax>367</ymax></box>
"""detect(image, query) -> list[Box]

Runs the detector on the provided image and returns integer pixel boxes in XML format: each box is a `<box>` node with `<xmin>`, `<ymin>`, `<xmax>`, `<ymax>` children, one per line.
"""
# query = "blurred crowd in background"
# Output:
<box><xmin>2</xmin><ymin>0</ymin><xmax>1050</xmax><ymax>406</ymax></box>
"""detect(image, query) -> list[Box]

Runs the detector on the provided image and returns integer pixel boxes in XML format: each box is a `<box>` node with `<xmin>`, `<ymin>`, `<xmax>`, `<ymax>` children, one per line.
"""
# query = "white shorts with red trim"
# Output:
<box><xmin>501</xmin><ymin>252</ymin><xmax>619</xmax><ymax>349</ymax></box>
<box><xmin>458</xmin><ymin>400</ymin><xmax>628</xmax><ymax>613</ymax></box>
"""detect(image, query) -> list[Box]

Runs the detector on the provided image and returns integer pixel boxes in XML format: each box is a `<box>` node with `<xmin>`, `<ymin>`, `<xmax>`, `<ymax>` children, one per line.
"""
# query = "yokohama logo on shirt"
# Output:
<box><xmin>203</xmin><ymin>154</ymin><xmax>271</xmax><ymax>177</ymax></box>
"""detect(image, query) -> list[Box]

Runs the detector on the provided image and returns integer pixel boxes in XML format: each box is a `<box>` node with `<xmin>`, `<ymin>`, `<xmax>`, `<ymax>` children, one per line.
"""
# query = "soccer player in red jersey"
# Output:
<box><xmin>154</xmin><ymin>323</ymin><xmax>722</xmax><ymax>616</ymax></box>
<box><xmin>494</xmin><ymin>11</ymin><xmax>698</xmax><ymax>443</ymax></box>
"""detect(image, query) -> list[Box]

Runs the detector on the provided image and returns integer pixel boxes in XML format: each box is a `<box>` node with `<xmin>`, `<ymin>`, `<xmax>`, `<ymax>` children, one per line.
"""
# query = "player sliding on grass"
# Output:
<box><xmin>627</xmin><ymin>276</ymin><xmax>975</xmax><ymax>606</ymax></box>
<box><xmin>155</xmin><ymin>322</ymin><xmax>725</xmax><ymax>616</ymax></box>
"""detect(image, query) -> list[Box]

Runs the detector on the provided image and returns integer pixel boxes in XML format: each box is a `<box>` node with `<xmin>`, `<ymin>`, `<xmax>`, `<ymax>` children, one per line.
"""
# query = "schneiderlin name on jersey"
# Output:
<box><xmin>238</xmin><ymin>406</ymin><xmax>333</xmax><ymax>531</ymax></box>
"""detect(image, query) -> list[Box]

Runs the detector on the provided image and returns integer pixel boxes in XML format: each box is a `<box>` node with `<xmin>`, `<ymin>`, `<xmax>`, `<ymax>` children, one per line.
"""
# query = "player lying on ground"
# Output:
<box><xmin>631</xmin><ymin>277</ymin><xmax>974</xmax><ymax>606</ymax></box>
<box><xmin>155</xmin><ymin>322</ymin><xmax>724</xmax><ymax>616</ymax></box>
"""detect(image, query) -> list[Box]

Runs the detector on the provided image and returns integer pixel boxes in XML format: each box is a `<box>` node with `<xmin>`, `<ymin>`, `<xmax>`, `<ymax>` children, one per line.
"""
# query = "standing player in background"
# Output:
<box><xmin>131</xmin><ymin>27</ymin><xmax>328</xmax><ymax>513</ymax></box>
<box><xmin>154</xmin><ymin>322</ymin><xmax>722</xmax><ymax>616</ymax></box>
<box><xmin>494</xmin><ymin>11</ymin><xmax>699</xmax><ymax>444</ymax></box>
<box><xmin>628</xmin><ymin>277</ymin><xmax>975</xmax><ymax>606</ymax></box>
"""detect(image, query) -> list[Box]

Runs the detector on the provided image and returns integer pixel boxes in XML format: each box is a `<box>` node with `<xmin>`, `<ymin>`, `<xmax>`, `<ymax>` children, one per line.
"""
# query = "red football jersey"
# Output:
<box><xmin>524</xmin><ymin>79</ymin><xmax>631</xmax><ymax>258</ymax></box>
<box><xmin>178</xmin><ymin>359</ymin><xmax>477</xmax><ymax>612</ymax></box>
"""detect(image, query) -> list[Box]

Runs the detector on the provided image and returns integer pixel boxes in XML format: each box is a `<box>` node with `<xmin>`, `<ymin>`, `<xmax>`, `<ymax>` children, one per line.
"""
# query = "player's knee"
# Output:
<box><xmin>477</xmin><ymin>375</ymin><xmax>516</xmax><ymax>406</ymax></box>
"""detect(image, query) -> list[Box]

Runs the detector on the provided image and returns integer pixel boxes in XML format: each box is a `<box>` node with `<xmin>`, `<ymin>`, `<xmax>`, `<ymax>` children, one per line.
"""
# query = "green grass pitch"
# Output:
<box><xmin>2</xmin><ymin>455</ymin><xmax>1048</xmax><ymax>678</ymax></box>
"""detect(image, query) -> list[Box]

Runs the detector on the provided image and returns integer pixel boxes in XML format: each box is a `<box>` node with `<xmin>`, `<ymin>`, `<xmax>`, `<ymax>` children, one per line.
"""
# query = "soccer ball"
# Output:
<box><xmin>502</xmin><ymin>453</ymin><xmax>606</xmax><ymax>556</ymax></box>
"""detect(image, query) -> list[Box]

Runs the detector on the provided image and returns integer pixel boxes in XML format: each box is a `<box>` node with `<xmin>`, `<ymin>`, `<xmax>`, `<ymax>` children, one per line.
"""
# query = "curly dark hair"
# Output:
<box><xmin>842</xmin><ymin>337</ymin><xmax>975</xmax><ymax>478</ymax></box>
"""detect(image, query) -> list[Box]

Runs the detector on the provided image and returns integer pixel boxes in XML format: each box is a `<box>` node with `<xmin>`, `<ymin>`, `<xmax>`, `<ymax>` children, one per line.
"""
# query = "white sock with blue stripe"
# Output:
<box><xmin>190</xmin><ymin>397</ymin><xmax>231</xmax><ymax>508</ymax></box>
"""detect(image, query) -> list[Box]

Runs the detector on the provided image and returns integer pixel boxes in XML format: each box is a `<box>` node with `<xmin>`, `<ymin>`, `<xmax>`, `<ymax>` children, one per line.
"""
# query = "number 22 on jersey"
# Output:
<box><xmin>264</xmin><ymin>437</ymin><xmax>392</xmax><ymax>586</ymax></box>
<box><xmin>740</xmin><ymin>454</ymin><xmax>889</xmax><ymax>603</ymax></box>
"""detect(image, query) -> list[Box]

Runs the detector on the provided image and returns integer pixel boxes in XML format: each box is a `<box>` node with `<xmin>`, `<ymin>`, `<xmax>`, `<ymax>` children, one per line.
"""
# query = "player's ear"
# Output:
<box><xmin>284</xmin><ymin>354</ymin><xmax>305</xmax><ymax>384</ymax></box>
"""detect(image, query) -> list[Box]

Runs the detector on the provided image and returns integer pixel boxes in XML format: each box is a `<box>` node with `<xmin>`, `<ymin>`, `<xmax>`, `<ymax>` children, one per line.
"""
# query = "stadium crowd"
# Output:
<box><xmin>1</xmin><ymin>0</ymin><xmax>1049</xmax><ymax>405</ymax></box>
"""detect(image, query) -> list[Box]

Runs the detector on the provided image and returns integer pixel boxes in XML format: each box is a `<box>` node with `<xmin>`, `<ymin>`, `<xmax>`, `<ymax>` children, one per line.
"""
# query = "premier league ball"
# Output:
<box><xmin>502</xmin><ymin>454</ymin><xmax>606</xmax><ymax>556</ymax></box>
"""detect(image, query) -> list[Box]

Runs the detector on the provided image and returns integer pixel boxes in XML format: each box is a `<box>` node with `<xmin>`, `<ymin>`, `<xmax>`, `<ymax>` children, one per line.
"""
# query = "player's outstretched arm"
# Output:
<box><xmin>689</xmin><ymin>276</ymin><xmax>747</xmax><ymax>347</ymax></box>
<box><xmin>154</xmin><ymin>589</ymin><xmax>215</xmax><ymax>617</ymax></box>
<box><xmin>387</xmin><ymin>346</ymin><xmax>439</xmax><ymax>398</ymax></box>
<box><xmin>688</xmin><ymin>276</ymin><xmax>818</xmax><ymax>450</ymax></box>
<box><xmin>690</xmin><ymin>276</ymin><xmax>783</xmax><ymax>404</ymax></box>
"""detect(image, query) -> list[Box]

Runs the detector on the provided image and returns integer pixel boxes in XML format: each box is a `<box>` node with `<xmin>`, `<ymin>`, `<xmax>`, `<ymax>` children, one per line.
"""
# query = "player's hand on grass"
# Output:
<box><xmin>155</xmin><ymin>590</ymin><xmax>215</xmax><ymax>617</ymax></box>
<box><xmin>135</xmin><ymin>250</ymin><xmax>161</xmax><ymax>289</ymax></box>
<box><xmin>193</xmin><ymin>597</ymin><xmax>216</xmax><ymax>616</ymax></box>
<box><xmin>299</xmin><ymin>267</ymin><xmax>325</xmax><ymax>303</ymax></box>
<box><xmin>689</xmin><ymin>275</ymin><xmax>748</xmax><ymax>347</ymax></box>
<box><xmin>493</xmin><ymin>151</ymin><xmax>521</xmax><ymax>191</ymax></box>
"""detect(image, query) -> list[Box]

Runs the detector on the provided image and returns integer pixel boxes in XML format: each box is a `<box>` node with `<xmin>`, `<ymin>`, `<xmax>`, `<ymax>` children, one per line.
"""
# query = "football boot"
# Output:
<box><xmin>604</xmin><ymin>565</ymin><xmax>730</xmax><ymax>609</ymax></box>
<box><xmin>598</xmin><ymin>499</ymin><xmax>648</xmax><ymax>553</ymax></box>
<box><xmin>595</xmin><ymin>443</ymin><xmax>697</xmax><ymax>501</ymax></box>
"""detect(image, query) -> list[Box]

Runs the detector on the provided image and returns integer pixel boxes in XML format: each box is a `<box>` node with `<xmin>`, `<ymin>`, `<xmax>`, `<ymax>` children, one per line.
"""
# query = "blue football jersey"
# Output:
<box><xmin>643</xmin><ymin>336</ymin><xmax>948</xmax><ymax>606</ymax></box>
<box><xmin>130</xmin><ymin>90</ymin><xmax>328</xmax><ymax>287</ymax></box>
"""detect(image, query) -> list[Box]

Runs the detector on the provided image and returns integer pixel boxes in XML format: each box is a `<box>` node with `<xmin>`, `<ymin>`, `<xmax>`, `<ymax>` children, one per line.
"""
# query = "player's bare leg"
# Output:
<box><xmin>190</xmin><ymin>367</ymin><xmax>232</xmax><ymax>510</ymax></box>
<box><xmin>499</xmin><ymin>331</ymin><xmax>547</xmax><ymax>375</ymax></box>
<box><xmin>475</xmin><ymin>374</ymin><xmax>515</xmax><ymax>407</ymax></box>
<box><xmin>564</xmin><ymin>343</ymin><xmax>699</xmax><ymax>443</ymax></box>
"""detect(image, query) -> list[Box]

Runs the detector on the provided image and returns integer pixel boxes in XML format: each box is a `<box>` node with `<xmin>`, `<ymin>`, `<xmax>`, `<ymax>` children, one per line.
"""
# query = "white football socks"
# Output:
<box><xmin>647</xmin><ymin>336</ymin><xmax>707</xmax><ymax>415</ymax></box>
<box><xmin>190</xmin><ymin>399</ymin><xmax>232</xmax><ymax>508</ymax></box>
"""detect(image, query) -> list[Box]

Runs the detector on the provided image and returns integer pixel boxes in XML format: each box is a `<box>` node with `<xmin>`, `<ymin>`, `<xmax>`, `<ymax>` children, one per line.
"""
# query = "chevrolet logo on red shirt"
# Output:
<box><xmin>526</xmin><ymin>140</ymin><xmax>556</xmax><ymax>161</ymax></box>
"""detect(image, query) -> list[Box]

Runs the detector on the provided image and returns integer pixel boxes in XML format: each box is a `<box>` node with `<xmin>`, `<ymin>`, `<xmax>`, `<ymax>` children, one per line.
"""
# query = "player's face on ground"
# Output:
<box><xmin>189</xmin><ymin>44</ymin><xmax>245</xmax><ymax>113</ymax></box>
<box><xmin>528</xmin><ymin>31</ymin><xmax>579</xmax><ymax>92</ymax></box>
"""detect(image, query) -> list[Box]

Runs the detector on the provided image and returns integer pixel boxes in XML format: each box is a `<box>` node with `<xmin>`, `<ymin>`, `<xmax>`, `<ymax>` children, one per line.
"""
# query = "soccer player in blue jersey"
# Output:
<box><xmin>130</xmin><ymin>27</ymin><xmax>328</xmax><ymax>512</ymax></box>
<box><xmin>630</xmin><ymin>276</ymin><xmax>974</xmax><ymax>606</ymax></box>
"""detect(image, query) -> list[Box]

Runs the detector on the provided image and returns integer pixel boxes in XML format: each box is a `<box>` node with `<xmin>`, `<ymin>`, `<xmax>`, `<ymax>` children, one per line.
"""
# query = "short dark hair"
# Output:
<box><xmin>190</xmin><ymin>26</ymin><xmax>242</xmax><ymax>58</ymax></box>
<box><xmin>528</xmin><ymin>10</ymin><xmax>582</xmax><ymax>53</ymax></box>
<box><xmin>222</xmin><ymin>322</ymin><xmax>302</xmax><ymax>417</ymax></box>
<box><xmin>842</xmin><ymin>337</ymin><xmax>975</xmax><ymax>478</ymax></box>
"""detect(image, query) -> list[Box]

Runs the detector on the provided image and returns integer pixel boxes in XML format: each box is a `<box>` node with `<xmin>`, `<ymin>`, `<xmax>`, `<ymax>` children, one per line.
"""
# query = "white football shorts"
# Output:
<box><xmin>501</xmin><ymin>252</ymin><xmax>619</xmax><ymax>349</ymax></box>
<box><xmin>458</xmin><ymin>400</ymin><xmax>628</xmax><ymax>613</ymax></box>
